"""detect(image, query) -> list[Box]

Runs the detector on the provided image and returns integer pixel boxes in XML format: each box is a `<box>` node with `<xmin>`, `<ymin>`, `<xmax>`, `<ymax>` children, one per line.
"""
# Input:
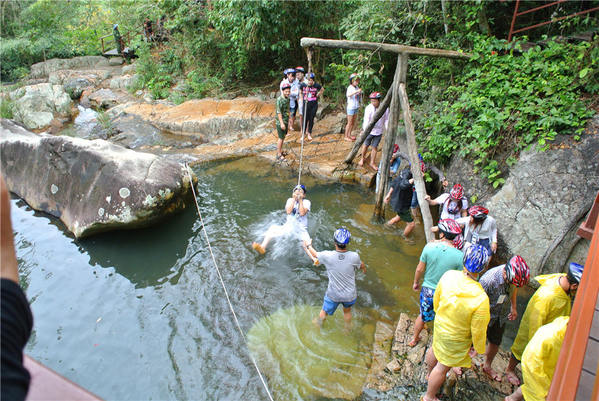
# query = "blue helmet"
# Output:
<box><xmin>283</xmin><ymin>68</ymin><xmax>296</xmax><ymax>76</ymax></box>
<box><xmin>307</xmin><ymin>72</ymin><xmax>315</xmax><ymax>79</ymax></box>
<box><xmin>567</xmin><ymin>262</ymin><xmax>584</xmax><ymax>284</ymax></box>
<box><xmin>463</xmin><ymin>244</ymin><xmax>490</xmax><ymax>274</ymax></box>
<box><xmin>334</xmin><ymin>228</ymin><xmax>351</xmax><ymax>246</ymax></box>
<box><xmin>293</xmin><ymin>184</ymin><xmax>306</xmax><ymax>194</ymax></box>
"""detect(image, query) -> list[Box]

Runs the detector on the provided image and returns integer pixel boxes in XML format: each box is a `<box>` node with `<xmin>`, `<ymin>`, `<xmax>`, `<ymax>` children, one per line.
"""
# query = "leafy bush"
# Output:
<box><xmin>416</xmin><ymin>35</ymin><xmax>596</xmax><ymax>187</ymax></box>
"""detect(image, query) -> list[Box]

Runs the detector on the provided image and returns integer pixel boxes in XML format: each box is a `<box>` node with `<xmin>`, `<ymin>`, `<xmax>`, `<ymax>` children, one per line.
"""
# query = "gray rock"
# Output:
<box><xmin>85</xmin><ymin>88</ymin><xmax>134</xmax><ymax>110</ymax></box>
<box><xmin>121</xmin><ymin>63</ymin><xmax>136</xmax><ymax>75</ymax></box>
<box><xmin>29</xmin><ymin>56</ymin><xmax>109</xmax><ymax>79</ymax></box>
<box><xmin>64</xmin><ymin>78</ymin><xmax>94</xmax><ymax>99</ymax></box>
<box><xmin>0</xmin><ymin>119</ymin><xmax>196</xmax><ymax>238</ymax></box>
<box><xmin>9</xmin><ymin>83</ymin><xmax>73</xmax><ymax>130</ymax></box>
<box><xmin>109</xmin><ymin>74</ymin><xmax>139</xmax><ymax>90</ymax></box>
<box><xmin>109</xmin><ymin>57</ymin><xmax>124</xmax><ymax>66</ymax></box>
<box><xmin>315</xmin><ymin>100</ymin><xmax>331</xmax><ymax>120</ymax></box>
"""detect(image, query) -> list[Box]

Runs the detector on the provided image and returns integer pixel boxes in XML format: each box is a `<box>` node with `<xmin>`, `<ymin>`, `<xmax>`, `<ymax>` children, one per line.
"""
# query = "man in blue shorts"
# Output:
<box><xmin>305</xmin><ymin>228</ymin><xmax>366</xmax><ymax>328</ymax></box>
<box><xmin>409</xmin><ymin>219</ymin><xmax>463</xmax><ymax>346</ymax></box>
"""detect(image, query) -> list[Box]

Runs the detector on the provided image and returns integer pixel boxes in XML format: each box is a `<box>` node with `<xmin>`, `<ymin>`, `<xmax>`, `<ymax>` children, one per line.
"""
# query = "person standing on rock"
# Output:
<box><xmin>504</xmin><ymin>316</ymin><xmax>569</xmax><ymax>401</ymax></box>
<box><xmin>409</xmin><ymin>219</ymin><xmax>464</xmax><ymax>347</ymax></box>
<box><xmin>456</xmin><ymin>205</ymin><xmax>498</xmax><ymax>255</ymax></box>
<box><xmin>344</xmin><ymin>73</ymin><xmax>362</xmax><ymax>141</ymax></box>
<box><xmin>383</xmin><ymin>168</ymin><xmax>416</xmax><ymax>238</ymax></box>
<box><xmin>358</xmin><ymin>92</ymin><xmax>389</xmax><ymax>171</ymax></box>
<box><xmin>305</xmin><ymin>228</ymin><xmax>366</xmax><ymax>329</ymax></box>
<box><xmin>252</xmin><ymin>184</ymin><xmax>311</xmax><ymax>254</ymax></box>
<box><xmin>280</xmin><ymin>68</ymin><xmax>299</xmax><ymax>131</ymax></box>
<box><xmin>479</xmin><ymin>256</ymin><xmax>530</xmax><ymax>382</ymax></box>
<box><xmin>422</xmin><ymin>244</ymin><xmax>491</xmax><ymax>401</ymax></box>
<box><xmin>295</xmin><ymin>66</ymin><xmax>308</xmax><ymax>132</ymax></box>
<box><xmin>504</xmin><ymin>262</ymin><xmax>583</xmax><ymax>386</ymax></box>
<box><xmin>299</xmin><ymin>72</ymin><xmax>323</xmax><ymax>142</ymax></box>
<box><xmin>275</xmin><ymin>82</ymin><xmax>291</xmax><ymax>161</ymax></box>
<box><xmin>424</xmin><ymin>183</ymin><xmax>468</xmax><ymax>221</ymax></box>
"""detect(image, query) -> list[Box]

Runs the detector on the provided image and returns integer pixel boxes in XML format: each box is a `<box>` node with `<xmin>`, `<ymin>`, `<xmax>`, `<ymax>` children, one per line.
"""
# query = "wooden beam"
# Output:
<box><xmin>373</xmin><ymin>54</ymin><xmax>403</xmax><ymax>220</ymax></box>
<box><xmin>300</xmin><ymin>37</ymin><xmax>471</xmax><ymax>59</ymax></box>
<box><xmin>398</xmin><ymin>82</ymin><xmax>435</xmax><ymax>243</ymax></box>
<box><xmin>344</xmin><ymin>87</ymin><xmax>392</xmax><ymax>164</ymax></box>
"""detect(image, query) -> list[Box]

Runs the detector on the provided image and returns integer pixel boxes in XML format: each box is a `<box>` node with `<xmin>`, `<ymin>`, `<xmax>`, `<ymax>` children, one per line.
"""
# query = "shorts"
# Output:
<box><xmin>347</xmin><ymin>107</ymin><xmax>359</xmax><ymax>116</ymax></box>
<box><xmin>298</xmin><ymin>226</ymin><xmax>311</xmax><ymax>242</ymax></box>
<box><xmin>322</xmin><ymin>295</ymin><xmax>356</xmax><ymax>315</ymax></box>
<box><xmin>486</xmin><ymin>319</ymin><xmax>505</xmax><ymax>346</ymax></box>
<box><xmin>411</xmin><ymin>190</ymin><xmax>419</xmax><ymax>208</ymax></box>
<box><xmin>419</xmin><ymin>286</ymin><xmax>435</xmax><ymax>322</ymax></box>
<box><xmin>290</xmin><ymin>105</ymin><xmax>297</xmax><ymax>117</ymax></box>
<box><xmin>298</xmin><ymin>101</ymin><xmax>304</xmax><ymax>115</ymax></box>
<box><xmin>363</xmin><ymin>134</ymin><xmax>382</xmax><ymax>148</ymax></box>
<box><xmin>397</xmin><ymin>209</ymin><xmax>414</xmax><ymax>223</ymax></box>
<box><xmin>276</xmin><ymin>124</ymin><xmax>288</xmax><ymax>140</ymax></box>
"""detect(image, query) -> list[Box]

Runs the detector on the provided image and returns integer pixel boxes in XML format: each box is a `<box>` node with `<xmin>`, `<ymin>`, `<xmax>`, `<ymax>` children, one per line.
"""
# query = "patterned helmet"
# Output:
<box><xmin>450</xmin><ymin>184</ymin><xmax>464</xmax><ymax>200</ymax></box>
<box><xmin>293</xmin><ymin>184</ymin><xmax>306</xmax><ymax>194</ymax></box>
<box><xmin>295</xmin><ymin>66</ymin><xmax>305</xmax><ymax>73</ymax></box>
<box><xmin>283</xmin><ymin>68</ymin><xmax>296</xmax><ymax>76</ymax></box>
<box><xmin>505</xmin><ymin>255</ymin><xmax>530</xmax><ymax>287</ymax></box>
<box><xmin>438</xmin><ymin>218</ymin><xmax>462</xmax><ymax>240</ymax></box>
<box><xmin>567</xmin><ymin>262</ymin><xmax>584</xmax><ymax>284</ymax></box>
<box><xmin>369</xmin><ymin>92</ymin><xmax>382</xmax><ymax>99</ymax></box>
<box><xmin>281</xmin><ymin>82</ymin><xmax>291</xmax><ymax>91</ymax></box>
<box><xmin>334</xmin><ymin>228</ymin><xmax>351</xmax><ymax>246</ymax></box>
<box><xmin>453</xmin><ymin>234</ymin><xmax>464</xmax><ymax>250</ymax></box>
<box><xmin>463</xmin><ymin>244</ymin><xmax>490</xmax><ymax>273</ymax></box>
<box><xmin>468</xmin><ymin>205</ymin><xmax>489</xmax><ymax>220</ymax></box>
<box><xmin>307</xmin><ymin>72</ymin><xmax>315</xmax><ymax>79</ymax></box>
<box><xmin>349</xmin><ymin>73</ymin><xmax>359</xmax><ymax>83</ymax></box>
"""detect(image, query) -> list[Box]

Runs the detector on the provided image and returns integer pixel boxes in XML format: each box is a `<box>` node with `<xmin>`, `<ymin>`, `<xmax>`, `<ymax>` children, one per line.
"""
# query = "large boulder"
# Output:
<box><xmin>9</xmin><ymin>83</ymin><xmax>73</xmax><ymax>130</ymax></box>
<box><xmin>0</xmin><ymin>119</ymin><xmax>196</xmax><ymax>238</ymax></box>
<box><xmin>445</xmin><ymin>115</ymin><xmax>599</xmax><ymax>276</ymax></box>
<box><xmin>29</xmin><ymin>56</ymin><xmax>109</xmax><ymax>79</ymax></box>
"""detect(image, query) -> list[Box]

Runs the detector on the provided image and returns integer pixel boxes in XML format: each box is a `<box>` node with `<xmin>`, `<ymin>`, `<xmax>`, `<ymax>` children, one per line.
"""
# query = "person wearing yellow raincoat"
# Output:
<box><xmin>422</xmin><ymin>244</ymin><xmax>491</xmax><ymax>401</ymax></box>
<box><xmin>504</xmin><ymin>262</ymin><xmax>583</xmax><ymax>386</ymax></box>
<box><xmin>505</xmin><ymin>316</ymin><xmax>569</xmax><ymax>401</ymax></box>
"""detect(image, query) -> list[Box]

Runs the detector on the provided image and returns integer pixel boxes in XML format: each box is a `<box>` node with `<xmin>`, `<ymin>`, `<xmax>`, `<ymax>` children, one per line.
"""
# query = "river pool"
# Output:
<box><xmin>14</xmin><ymin>157</ymin><xmax>428</xmax><ymax>400</ymax></box>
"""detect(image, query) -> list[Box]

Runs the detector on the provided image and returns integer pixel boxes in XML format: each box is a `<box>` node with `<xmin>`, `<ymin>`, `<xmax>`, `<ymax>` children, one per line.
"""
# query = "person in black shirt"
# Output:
<box><xmin>383</xmin><ymin>168</ymin><xmax>416</xmax><ymax>238</ymax></box>
<box><xmin>299</xmin><ymin>72</ymin><xmax>323</xmax><ymax>141</ymax></box>
<box><xmin>1</xmin><ymin>175</ymin><xmax>34</xmax><ymax>401</ymax></box>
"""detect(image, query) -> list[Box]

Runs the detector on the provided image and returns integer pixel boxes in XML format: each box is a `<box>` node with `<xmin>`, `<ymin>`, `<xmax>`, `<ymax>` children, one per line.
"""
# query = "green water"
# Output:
<box><xmin>14</xmin><ymin>157</ymin><xmax>425</xmax><ymax>400</ymax></box>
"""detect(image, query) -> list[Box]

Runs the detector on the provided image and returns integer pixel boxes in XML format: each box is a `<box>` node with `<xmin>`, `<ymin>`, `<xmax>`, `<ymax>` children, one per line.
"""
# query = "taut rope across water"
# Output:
<box><xmin>184</xmin><ymin>164</ymin><xmax>275</xmax><ymax>401</ymax></box>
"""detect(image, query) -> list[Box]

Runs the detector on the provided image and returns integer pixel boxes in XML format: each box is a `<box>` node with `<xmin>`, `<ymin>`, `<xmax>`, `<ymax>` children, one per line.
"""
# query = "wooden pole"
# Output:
<box><xmin>398</xmin><ymin>81</ymin><xmax>435</xmax><ymax>243</ymax></box>
<box><xmin>300</xmin><ymin>37</ymin><xmax>471</xmax><ymax>59</ymax></box>
<box><xmin>373</xmin><ymin>54</ymin><xmax>404</xmax><ymax>220</ymax></box>
<box><xmin>344</xmin><ymin>87</ymin><xmax>392</xmax><ymax>164</ymax></box>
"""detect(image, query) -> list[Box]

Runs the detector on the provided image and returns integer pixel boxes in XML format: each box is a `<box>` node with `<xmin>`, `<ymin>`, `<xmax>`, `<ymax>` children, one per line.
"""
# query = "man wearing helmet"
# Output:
<box><xmin>479</xmin><ymin>256</ymin><xmax>530</xmax><ymax>382</ymax></box>
<box><xmin>275</xmin><ymin>82</ymin><xmax>292</xmax><ymax>161</ymax></box>
<box><xmin>456</xmin><ymin>205</ymin><xmax>498</xmax><ymax>254</ymax></box>
<box><xmin>358</xmin><ymin>91</ymin><xmax>389</xmax><ymax>171</ymax></box>
<box><xmin>344</xmin><ymin>73</ymin><xmax>362</xmax><ymax>141</ymax></box>
<box><xmin>504</xmin><ymin>261</ymin><xmax>584</xmax><ymax>386</ymax></box>
<box><xmin>424</xmin><ymin>183</ymin><xmax>469</xmax><ymax>221</ymax></box>
<box><xmin>280</xmin><ymin>68</ymin><xmax>300</xmax><ymax>131</ymax></box>
<box><xmin>409</xmin><ymin>218</ymin><xmax>464</xmax><ymax>347</ymax></box>
<box><xmin>252</xmin><ymin>185</ymin><xmax>311</xmax><ymax>254</ymax></box>
<box><xmin>422</xmin><ymin>244</ymin><xmax>491</xmax><ymax>401</ymax></box>
<box><xmin>295</xmin><ymin>67</ymin><xmax>308</xmax><ymax>130</ymax></box>
<box><xmin>305</xmin><ymin>228</ymin><xmax>365</xmax><ymax>328</ymax></box>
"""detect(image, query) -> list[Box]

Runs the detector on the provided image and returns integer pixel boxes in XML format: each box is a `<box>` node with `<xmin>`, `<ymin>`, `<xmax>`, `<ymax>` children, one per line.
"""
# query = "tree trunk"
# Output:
<box><xmin>441</xmin><ymin>0</ymin><xmax>449</xmax><ymax>35</ymax></box>
<box><xmin>344</xmin><ymin>87</ymin><xmax>393</xmax><ymax>164</ymax></box>
<box><xmin>398</xmin><ymin>82</ymin><xmax>435</xmax><ymax>243</ymax></box>
<box><xmin>373</xmin><ymin>54</ymin><xmax>405</xmax><ymax>220</ymax></box>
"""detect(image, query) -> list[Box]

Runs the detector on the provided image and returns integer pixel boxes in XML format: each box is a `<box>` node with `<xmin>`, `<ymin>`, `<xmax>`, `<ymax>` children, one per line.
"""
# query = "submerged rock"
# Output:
<box><xmin>0</xmin><ymin>119</ymin><xmax>196</xmax><ymax>238</ymax></box>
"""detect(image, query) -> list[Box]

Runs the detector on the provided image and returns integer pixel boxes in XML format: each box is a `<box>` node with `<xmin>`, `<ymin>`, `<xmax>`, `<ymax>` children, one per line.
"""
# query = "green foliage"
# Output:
<box><xmin>0</xmin><ymin>98</ymin><xmax>15</xmax><ymax>119</ymax></box>
<box><xmin>417</xmin><ymin>35</ymin><xmax>596</xmax><ymax>186</ymax></box>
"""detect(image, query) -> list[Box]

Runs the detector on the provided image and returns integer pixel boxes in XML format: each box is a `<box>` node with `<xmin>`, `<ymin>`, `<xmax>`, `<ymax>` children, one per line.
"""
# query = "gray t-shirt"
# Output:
<box><xmin>479</xmin><ymin>265</ymin><xmax>511</xmax><ymax>325</ymax></box>
<box><xmin>317</xmin><ymin>250</ymin><xmax>362</xmax><ymax>302</ymax></box>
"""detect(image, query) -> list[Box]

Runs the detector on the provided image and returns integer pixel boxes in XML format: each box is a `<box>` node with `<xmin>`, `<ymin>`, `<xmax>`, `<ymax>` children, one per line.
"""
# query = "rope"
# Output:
<box><xmin>297</xmin><ymin>98</ymin><xmax>308</xmax><ymax>186</ymax></box>
<box><xmin>184</xmin><ymin>164</ymin><xmax>275</xmax><ymax>401</ymax></box>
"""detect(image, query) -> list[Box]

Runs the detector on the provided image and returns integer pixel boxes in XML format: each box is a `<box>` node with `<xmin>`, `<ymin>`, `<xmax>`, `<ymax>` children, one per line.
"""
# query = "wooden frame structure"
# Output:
<box><xmin>300</xmin><ymin>37</ymin><xmax>471</xmax><ymax>242</ymax></box>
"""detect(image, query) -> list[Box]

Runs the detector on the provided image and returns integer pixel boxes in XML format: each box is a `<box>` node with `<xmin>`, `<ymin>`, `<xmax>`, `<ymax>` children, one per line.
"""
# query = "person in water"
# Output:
<box><xmin>252</xmin><ymin>184</ymin><xmax>311</xmax><ymax>254</ymax></box>
<box><xmin>305</xmin><ymin>228</ymin><xmax>366</xmax><ymax>328</ymax></box>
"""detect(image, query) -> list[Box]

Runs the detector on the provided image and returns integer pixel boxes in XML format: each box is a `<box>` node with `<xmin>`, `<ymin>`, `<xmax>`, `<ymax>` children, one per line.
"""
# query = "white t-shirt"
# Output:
<box><xmin>285</xmin><ymin>198</ymin><xmax>311</xmax><ymax>228</ymax></box>
<box><xmin>280</xmin><ymin>78</ymin><xmax>300</xmax><ymax>108</ymax></box>
<box><xmin>434</xmin><ymin>193</ymin><xmax>468</xmax><ymax>220</ymax></box>
<box><xmin>362</xmin><ymin>103</ymin><xmax>389</xmax><ymax>136</ymax></box>
<box><xmin>346</xmin><ymin>84</ymin><xmax>362</xmax><ymax>110</ymax></box>
<box><xmin>456</xmin><ymin>215</ymin><xmax>497</xmax><ymax>243</ymax></box>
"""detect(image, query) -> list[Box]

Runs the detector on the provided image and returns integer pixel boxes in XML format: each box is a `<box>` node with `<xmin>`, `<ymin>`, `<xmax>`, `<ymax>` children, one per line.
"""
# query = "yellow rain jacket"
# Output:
<box><xmin>511</xmin><ymin>274</ymin><xmax>571</xmax><ymax>361</ymax></box>
<box><xmin>432</xmin><ymin>269</ymin><xmax>490</xmax><ymax>367</ymax></box>
<box><xmin>521</xmin><ymin>316</ymin><xmax>569</xmax><ymax>401</ymax></box>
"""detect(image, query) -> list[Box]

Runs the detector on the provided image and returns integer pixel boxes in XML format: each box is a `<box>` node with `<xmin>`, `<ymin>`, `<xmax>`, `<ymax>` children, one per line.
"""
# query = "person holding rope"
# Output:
<box><xmin>252</xmin><ymin>185</ymin><xmax>311</xmax><ymax>255</ymax></box>
<box><xmin>299</xmin><ymin>73</ymin><xmax>323</xmax><ymax>142</ymax></box>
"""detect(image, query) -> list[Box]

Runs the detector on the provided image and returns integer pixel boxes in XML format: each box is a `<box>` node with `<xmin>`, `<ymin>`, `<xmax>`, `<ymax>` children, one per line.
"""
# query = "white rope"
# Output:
<box><xmin>184</xmin><ymin>164</ymin><xmax>275</xmax><ymax>401</ymax></box>
<box><xmin>297</xmin><ymin>98</ymin><xmax>308</xmax><ymax>186</ymax></box>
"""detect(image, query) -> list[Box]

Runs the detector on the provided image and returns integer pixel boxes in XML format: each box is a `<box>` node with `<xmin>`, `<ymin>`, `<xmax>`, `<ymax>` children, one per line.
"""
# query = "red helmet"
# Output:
<box><xmin>369</xmin><ymin>92</ymin><xmax>382</xmax><ymax>99</ymax></box>
<box><xmin>505</xmin><ymin>255</ymin><xmax>530</xmax><ymax>287</ymax></box>
<box><xmin>450</xmin><ymin>184</ymin><xmax>464</xmax><ymax>200</ymax></box>
<box><xmin>438</xmin><ymin>218</ymin><xmax>462</xmax><ymax>240</ymax></box>
<box><xmin>281</xmin><ymin>82</ymin><xmax>291</xmax><ymax>91</ymax></box>
<box><xmin>468</xmin><ymin>205</ymin><xmax>489</xmax><ymax>220</ymax></box>
<box><xmin>453</xmin><ymin>234</ymin><xmax>464</xmax><ymax>250</ymax></box>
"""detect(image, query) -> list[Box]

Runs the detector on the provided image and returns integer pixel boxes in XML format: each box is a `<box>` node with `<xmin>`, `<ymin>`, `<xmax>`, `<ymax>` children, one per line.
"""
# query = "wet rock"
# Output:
<box><xmin>0</xmin><ymin>119</ymin><xmax>196</xmax><ymax>238</ymax></box>
<box><xmin>85</xmin><ymin>88</ymin><xmax>135</xmax><ymax>110</ymax></box>
<box><xmin>9</xmin><ymin>83</ymin><xmax>73</xmax><ymax>130</ymax></box>
<box><xmin>29</xmin><ymin>56</ymin><xmax>109</xmax><ymax>79</ymax></box>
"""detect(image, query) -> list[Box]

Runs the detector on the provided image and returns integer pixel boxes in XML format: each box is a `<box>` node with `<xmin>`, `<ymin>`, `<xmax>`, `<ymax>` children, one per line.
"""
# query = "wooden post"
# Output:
<box><xmin>344</xmin><ymin>87</ymin><xmax>392</xmax><ymax>164</ymax></box>
<box><xmin>306</xmin><ymin>47</ymin><xmax>314</xmax><ymax>74</ymax></box>
<box><xmin>373</xmin><ymin>54</ymin><xmax>404</xmax><ymax>220</ymax></box>
<box><xmin>398</xmin><ymin>81</ymin><xmax>435</xmax><ymax>243</ymax></box>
